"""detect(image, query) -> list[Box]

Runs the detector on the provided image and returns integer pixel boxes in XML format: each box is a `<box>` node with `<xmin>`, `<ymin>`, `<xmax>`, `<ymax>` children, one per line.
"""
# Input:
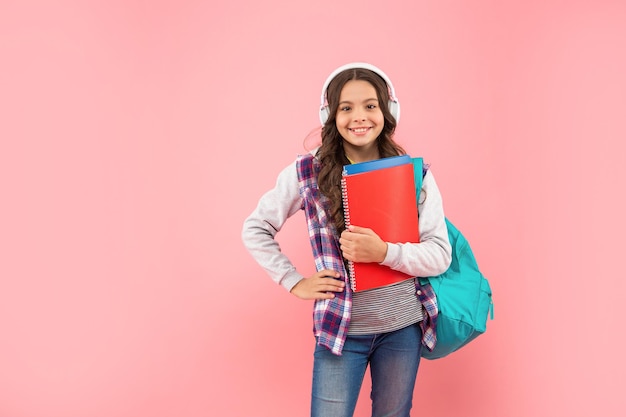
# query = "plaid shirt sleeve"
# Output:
<box><xmin>416</xmin><ymin>280</ymin><xmax>438</xmax><ymax>351</ymax></box>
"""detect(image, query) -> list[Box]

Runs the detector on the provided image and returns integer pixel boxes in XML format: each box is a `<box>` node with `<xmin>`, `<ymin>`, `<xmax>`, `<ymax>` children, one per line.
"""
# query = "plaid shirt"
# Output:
<box><xmin>296</xmin><ymin>154</ymin><xmax>438</xmax><ymax>356</ymax></box>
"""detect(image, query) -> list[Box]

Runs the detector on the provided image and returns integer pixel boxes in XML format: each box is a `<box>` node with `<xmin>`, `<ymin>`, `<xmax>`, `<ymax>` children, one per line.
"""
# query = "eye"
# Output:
<box><xmin>367</xmin><ymin>104</ymin><xmax>377</xmax><ymax>109</ymax></box>
<box><xmin>340</xmin><ymin>106</ymin><xmax>351</xmax><ymax>112</ymax></box>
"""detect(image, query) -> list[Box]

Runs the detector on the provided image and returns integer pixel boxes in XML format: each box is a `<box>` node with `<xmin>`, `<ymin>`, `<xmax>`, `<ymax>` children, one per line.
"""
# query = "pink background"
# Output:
<box><xmin>1</xmin><ymin>1</ymin><xmax>625</xmax><ymax>416</ymax></box>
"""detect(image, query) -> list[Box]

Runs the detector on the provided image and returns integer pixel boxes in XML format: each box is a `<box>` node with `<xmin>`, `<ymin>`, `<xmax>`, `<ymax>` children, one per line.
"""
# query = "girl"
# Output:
<box><xmin>242</xmin><ymin>62</ymin><xmax>452</xmax><ymax>417</ymax></box>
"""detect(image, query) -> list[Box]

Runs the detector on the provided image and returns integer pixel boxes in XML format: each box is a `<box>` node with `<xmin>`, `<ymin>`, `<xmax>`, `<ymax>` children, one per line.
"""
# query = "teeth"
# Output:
<box><xmin>351</xmin><ymin>128</ymin><xmax>369</xmax><ymax>133</ymax></box>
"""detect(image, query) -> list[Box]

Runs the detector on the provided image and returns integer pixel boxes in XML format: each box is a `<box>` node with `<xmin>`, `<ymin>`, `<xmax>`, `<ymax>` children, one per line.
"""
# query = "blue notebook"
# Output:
<box><xmin>342</xmin><ymin>154</ymin><xmax>411</xmax><ymax>175</ymax></box>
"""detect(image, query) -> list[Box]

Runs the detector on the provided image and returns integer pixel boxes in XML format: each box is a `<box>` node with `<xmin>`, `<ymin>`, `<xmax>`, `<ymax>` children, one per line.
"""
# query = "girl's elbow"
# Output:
<box><xmin>441</xmin><ymin>250</ymin><xmax>452</xmax><ymax>272</ymax></box>
<box><xmin>436</xmin><ymin>242</ymin><xmax>453</xmax><ymax>274</ymax></box>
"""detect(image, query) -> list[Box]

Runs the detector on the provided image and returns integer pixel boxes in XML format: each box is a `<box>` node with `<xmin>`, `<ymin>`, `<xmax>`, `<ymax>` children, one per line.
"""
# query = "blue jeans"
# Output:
<box><xmin>311</xmin><ymin>324</ymin><xmax>423</xmax><ymax>417</ymax></box>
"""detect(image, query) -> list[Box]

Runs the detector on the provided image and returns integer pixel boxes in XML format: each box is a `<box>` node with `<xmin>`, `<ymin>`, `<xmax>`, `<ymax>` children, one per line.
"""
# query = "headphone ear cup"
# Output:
<box><xmin>319</xmin><ymin>106</ymin><xmax>330</xmax><ymax>125</ymax></box>
<box><xmin>388</xmin><ymin>100</ymin><xmax>400</xmax><ymax>122</ymax></box>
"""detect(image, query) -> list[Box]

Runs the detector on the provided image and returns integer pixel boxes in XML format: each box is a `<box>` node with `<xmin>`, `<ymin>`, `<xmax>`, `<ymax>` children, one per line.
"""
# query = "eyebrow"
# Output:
<box><xmin>338</xmin><ymin>98</ymin><xmax>379</xmax><ymax>105</ymax></box>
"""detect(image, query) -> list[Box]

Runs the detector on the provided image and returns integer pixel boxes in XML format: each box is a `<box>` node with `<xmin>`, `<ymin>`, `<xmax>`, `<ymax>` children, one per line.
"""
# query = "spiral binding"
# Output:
<box><xmin>341</xmin><ymin>177</ymin><xmax>357</xmax><ymax>291</ymax></box>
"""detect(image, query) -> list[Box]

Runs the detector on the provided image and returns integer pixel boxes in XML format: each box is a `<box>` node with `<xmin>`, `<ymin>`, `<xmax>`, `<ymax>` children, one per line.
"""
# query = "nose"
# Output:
<box><xmin>353</xmin><ymin>108</ymin><xmax>366</xmax><ymax>122</ymax></box>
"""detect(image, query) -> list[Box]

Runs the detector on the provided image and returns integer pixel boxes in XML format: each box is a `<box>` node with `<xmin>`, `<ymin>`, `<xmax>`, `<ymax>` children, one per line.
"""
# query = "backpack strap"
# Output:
<box><xmin>412</xmin><ymin>157</ymin><xmax>424</xmax><ymax>191</ymax></box>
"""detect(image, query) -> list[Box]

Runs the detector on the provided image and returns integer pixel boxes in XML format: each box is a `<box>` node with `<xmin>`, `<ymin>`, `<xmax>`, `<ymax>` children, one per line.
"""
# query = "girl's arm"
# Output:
<box><xmin>241</xmin><ymin>162</ymin><xmax>306</xmax><ymax>292</ymax></box>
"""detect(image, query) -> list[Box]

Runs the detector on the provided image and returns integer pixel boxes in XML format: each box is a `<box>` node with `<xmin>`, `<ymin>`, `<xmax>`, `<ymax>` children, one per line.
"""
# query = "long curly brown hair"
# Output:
<box><xmin>317</xmin><ymin>67</ymin><xmax>406</xmax><ymax>234</ymax></box>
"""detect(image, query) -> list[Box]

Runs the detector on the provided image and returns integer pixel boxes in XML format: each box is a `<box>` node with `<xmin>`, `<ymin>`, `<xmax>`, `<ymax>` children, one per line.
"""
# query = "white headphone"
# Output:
<box><xmin>318</xmin><ymin>62</ymin><xmax>400</xmax><ymax>126</ymax></box>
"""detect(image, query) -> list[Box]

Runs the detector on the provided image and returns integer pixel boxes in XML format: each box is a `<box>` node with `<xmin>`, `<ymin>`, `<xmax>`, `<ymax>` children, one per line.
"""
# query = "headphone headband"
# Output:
<box><xmin>318</xmin><ymin>62</ymin><xmax>400</xmax><ymax>125</ymax></box>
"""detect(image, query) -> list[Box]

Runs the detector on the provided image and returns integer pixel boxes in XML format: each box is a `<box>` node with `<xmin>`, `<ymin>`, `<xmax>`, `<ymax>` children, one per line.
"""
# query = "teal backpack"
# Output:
<box><xmin>413</xmin><ymin>157</ymin><xmax>494</xmax><ymax>360</ymax></box>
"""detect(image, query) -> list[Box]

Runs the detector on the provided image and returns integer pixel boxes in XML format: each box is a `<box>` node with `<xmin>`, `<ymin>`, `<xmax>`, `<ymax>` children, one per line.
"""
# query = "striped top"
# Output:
<box><xmin>349</xmin><ymin>278</ymin><xmax>423</xmax><ymax>335</ymax></box>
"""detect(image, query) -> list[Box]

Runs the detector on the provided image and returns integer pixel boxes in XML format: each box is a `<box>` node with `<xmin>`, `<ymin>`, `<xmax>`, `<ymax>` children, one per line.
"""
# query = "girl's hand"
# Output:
<box><xmin>340</xmin><ymin>225</ymin><xmax>388</xmax><ymax>263</ymax></box>
<box><xmin>290</xmin><ymin>270</ymin><xmax>345</xmax><ymax>300</ymax></box>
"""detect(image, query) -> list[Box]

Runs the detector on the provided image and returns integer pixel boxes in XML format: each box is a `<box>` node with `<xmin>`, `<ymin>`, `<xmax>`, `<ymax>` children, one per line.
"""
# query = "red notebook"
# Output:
<box><xmin>341</xmin><ymin>156</ymin><xmax>420</xmax><ymax>292</ymax></box>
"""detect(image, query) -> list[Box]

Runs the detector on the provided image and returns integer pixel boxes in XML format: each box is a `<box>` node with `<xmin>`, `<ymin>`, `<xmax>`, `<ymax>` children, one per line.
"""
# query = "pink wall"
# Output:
<box><xmin>1</xmin><ymin>1</ymin><xmax>625</xmax><ymax>416</ymax></box>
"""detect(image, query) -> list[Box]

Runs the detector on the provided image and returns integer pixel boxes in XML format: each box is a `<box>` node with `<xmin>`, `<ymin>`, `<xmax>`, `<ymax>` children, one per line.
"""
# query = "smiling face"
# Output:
<box><xmin>335</xmin><ymin>79</ymin><xmax>385</xmax><ymax>162</ymax></box>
